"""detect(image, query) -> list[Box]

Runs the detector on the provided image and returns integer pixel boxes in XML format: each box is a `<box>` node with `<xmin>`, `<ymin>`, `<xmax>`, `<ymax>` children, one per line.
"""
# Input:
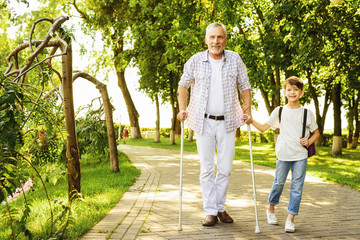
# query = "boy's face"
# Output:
<box><xmin>283</xmin><ymin>84</ymin><xmax>304</xmax><ymax>103</ymax></box>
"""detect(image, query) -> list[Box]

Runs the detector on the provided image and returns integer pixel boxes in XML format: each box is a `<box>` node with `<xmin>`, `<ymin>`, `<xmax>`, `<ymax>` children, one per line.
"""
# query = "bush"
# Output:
<box><xmin>76</xmin><ymin>107</ymin><xmax>109</xmax><ymax>158</ymax></box>
<box><xmin>138</xmin><ymin>127</ymin><xmax>357</xmax><ymax>148</ymax></box>
<box><xmin>321</xmin><ymin>133</ymin><xmax>350</xmax><ymax>147</ymax></box>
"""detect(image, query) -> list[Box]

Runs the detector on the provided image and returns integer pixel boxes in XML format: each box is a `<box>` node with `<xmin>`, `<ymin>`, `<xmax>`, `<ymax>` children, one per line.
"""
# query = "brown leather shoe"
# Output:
<box><xmin>217</xmin><ymin>211</ymin><xmax>234</xmax><ymax>223</ymax></box>
<box><xmin>202</xmin><ymin>215</ymin><xmax>218</xmax><ymax>226</ymax></box>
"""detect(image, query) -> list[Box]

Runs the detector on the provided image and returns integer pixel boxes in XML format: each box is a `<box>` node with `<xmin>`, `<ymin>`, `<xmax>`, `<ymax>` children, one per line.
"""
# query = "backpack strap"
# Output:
<box><xmin>279</xmin><ymin>106</ymin><xmax>283</xmax><ymax>123</ymax></box>
<box><xmin>302</xmin><ymin>108</ymin><xmax>308</xmax><ymax>138</ymax></box>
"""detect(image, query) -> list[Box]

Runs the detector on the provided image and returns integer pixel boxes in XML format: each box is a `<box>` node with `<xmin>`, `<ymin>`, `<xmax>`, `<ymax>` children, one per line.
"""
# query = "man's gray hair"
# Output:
<box><xmin>205</xmin><ymin>22</ymin><xmax>227</xmax><ymax>39</ymax></box>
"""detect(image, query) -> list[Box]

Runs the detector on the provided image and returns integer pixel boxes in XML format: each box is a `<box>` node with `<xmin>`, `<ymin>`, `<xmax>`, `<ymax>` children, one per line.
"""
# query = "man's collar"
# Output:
<box><xmin>202</xmin><ymin>50</ymin><xmax>227</xmax><ymax>62</ymax></box>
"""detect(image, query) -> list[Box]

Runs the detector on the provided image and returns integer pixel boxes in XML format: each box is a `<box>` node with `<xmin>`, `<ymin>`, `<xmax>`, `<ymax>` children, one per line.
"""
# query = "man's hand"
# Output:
<box><xmin>177</xmin><ymin>110</ymin><xmax>188</xmax><ymax>122</ymax></box>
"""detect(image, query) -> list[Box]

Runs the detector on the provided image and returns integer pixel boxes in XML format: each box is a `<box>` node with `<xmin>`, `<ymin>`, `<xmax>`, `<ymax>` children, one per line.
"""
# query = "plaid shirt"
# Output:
<box><xmin>179</xmin><ymin>50</ymin><xmax>251</xmax><ymax>135</ymax></box>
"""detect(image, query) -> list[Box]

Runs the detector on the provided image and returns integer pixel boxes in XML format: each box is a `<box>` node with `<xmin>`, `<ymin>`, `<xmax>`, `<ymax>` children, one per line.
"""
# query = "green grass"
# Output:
<box><xmin>0</xmin><ymin>151</ymin><xmax>141</xmax><ymax>240</ymax></box>
<box><xmin>122</xmin><ymin>138</ymin><xmax>360</xmax><ymax>191</ymax></box>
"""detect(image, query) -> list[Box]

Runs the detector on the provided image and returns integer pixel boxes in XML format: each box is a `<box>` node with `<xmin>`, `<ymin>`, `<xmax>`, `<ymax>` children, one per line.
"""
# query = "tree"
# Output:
<box><xmin>283</xmin><ymin>0</ymin><xmax>335</xmax><ymax>145</ymax></box>
<box><xmin>131</xmin><ymin>0</ymin><xmax>205</xmax><ymax>144</ymax></box>
<box><xmin>73</xmin><ymin>72</ymin><xmax>119</xmax><ymax>171</ymax></box>
<box><xmin>332</xmin><ymin>0</ymin><xmax>360</xmax><ymax>149</ymax></box>
<box><xmin>327</xmin><ymin>0</ymin><xmax>360</xmax><ymax>153</ymax></box>
<box><xmin>220</xmin><ymin>0</ymin><xmax>294</xmax><ymax>117</ymax></box>
<box><xmin>3</xmin><ymin>15</ymin><xmax>82</xmax><ymax>198</ymax></box>
<box><xmin>72</xmin><ymin>0</ymin><xmax>142</xmax><ymax>138</ymax></box>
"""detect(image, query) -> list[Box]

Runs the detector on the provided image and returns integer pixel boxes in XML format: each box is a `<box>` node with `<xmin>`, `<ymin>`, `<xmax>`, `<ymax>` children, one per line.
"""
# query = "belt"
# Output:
<box><xmin>204</xmin><ymin>114</ymin><xmax>225</xmax><ymax>121</ymax></box>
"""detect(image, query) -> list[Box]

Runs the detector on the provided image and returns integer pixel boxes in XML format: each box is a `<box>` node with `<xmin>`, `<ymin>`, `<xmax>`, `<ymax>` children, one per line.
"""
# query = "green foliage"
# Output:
<box><xmin>0</xmin><ymin>83</ymin><xmax>25</xmax><ymax>203</ymax></box>
<box><xmin>68</xmin><ymin>0</ymin><xmax>360</xmax><ymax>146</ymax></box>
<box><xmin>0</xmin><ymin>13</ymin><xmax>72</xmax><ymax>238</ymax></box>
<box><xmin>138</xmin><ymin>127</ymin><xmax>275</xmax><ymax>143</ymax></box>
<box><xmin>29</xmin><ymin>134</ymin><xmax>65</xmax><ymax>165</ymax></box>
<box><xmin>0</xmin><ymin>151</ymin><xmax>140</xmax><ymax>239</ymax></box>
<box><xmin>122</xmin><ymin>136</ymin><xmax>198</xmax><ymax>152</ymax></box>
<box><xmin>0</xmin><ymin>83</ymin><xmax>24</xmax><ymax>148</ymax></box>
<box><xmin>0</xmin><ymin>201</ymin><xmax>33</xmax><ymax>240</ymax></box>
<box><xmin>21</xmin><ymin>92</ymin><xmax>67</xmax><ymax>166</ymax></box>
<box><xmin>76</xmin><ymin>103</ymin><xmax>109</xmax><ymax>158</ymax></box>
<box><xmin>133</xmin><ymin>0</ymin><xmax>205</xmax><ymax>103</ymax></box>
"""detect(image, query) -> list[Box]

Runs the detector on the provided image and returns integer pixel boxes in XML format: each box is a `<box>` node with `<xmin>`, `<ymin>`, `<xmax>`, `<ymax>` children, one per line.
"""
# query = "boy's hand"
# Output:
<box><xmin>300</xmin><ymin>137</ymin><xmax>310</xmax><ymax>147</ymax></box>
<box><xmin>242</xmin><ymin>114</ymin><xmax>253</xmax><ymax>125</ymax></box>
<box><xmin>177</xmin><ymin>111</ymin><xmax>188</xmax><ymax>122</ymax></box>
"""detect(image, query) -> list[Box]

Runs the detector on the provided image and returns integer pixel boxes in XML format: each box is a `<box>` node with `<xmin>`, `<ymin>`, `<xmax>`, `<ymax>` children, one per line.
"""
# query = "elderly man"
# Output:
<box><xmin>177</xmin><ymin>22</ymin><xmax>252</xmax><ymax>226</ymax></box>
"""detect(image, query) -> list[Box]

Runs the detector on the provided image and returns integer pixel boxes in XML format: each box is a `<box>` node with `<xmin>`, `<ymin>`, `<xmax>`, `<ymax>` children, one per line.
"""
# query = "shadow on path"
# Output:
<box><xmin>81</xmin><ymin>144</ymin><xmax>360</xmax><ymax>240</ymax></box>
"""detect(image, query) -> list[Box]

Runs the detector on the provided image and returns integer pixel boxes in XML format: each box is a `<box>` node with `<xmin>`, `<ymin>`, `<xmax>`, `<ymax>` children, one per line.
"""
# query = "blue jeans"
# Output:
<box><xmin>268</xmin><ymin>158</ymin><xmax>307</xmax><ymax>215</ymax></box>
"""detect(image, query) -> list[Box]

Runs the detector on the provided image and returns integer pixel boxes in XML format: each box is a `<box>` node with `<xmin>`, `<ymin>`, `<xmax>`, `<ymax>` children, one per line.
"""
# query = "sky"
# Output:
<box><xmin>7</xmin><ymin>0</ymin><xmax>344</xmax><ymax>131</ymax></box>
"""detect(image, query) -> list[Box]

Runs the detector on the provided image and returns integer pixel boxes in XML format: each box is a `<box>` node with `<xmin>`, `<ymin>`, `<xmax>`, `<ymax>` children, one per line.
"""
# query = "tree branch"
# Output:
<box><xmin>72</xmin><ymin>0</ymin><xmax>88</xmax><ymax>20</ymax></box>
<box><xmin>4</xmin><ymin>16</ymin><xmax>69</xmax><ymax>79</ymax></box>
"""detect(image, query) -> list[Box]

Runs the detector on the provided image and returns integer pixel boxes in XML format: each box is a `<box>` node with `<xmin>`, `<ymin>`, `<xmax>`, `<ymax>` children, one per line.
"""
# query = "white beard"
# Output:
<box><xmin>210</xmin><ymin>47</ymin><xmax>223</xmax><ymax>55</ymax></box>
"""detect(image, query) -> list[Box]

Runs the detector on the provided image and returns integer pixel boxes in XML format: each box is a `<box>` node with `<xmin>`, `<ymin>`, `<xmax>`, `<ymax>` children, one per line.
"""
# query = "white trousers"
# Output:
<box><xmin>196</xmin><ymin>118</ymin><xmax>235</xmax><ymax>215</ymax></box>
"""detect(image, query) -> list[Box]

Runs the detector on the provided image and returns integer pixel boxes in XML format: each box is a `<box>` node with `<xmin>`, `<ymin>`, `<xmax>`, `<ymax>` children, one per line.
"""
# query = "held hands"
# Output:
<box><xmin>177</xmin><ymin>111</ymin><xmax>188</xmax><ymax>122</ymax></box>
<box><xmin>242</xmin><ymin>114</ymin><xmax>253</xmax><ymax>125</ymax></box>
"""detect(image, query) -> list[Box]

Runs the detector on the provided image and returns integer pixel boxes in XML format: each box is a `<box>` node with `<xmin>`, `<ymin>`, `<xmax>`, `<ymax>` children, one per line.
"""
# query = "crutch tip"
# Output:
<box><xmin>255</xmin><ymin>226</ymin><xmax>261</xmax><ymax>234</ymax></box>
<box><xmin>177</xmin><ymin>226</ymin><xmax>183</xmax><ymax>231</ymax></box>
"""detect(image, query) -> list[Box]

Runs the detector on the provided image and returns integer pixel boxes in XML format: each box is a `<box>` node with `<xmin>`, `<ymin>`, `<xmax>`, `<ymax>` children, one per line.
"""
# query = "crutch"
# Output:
<box><xmin>178</xmin><ymin>121</ymin><xmax>184</xmax><ymax>231</ymax></box>
<box><xmin>247</xmin><ymin>124</ymin><xmax>261</xmax><ymax>234</ymax></box>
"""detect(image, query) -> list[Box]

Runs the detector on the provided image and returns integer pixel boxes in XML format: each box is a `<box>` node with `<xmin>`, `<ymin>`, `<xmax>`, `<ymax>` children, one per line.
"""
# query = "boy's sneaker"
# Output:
<box><xmin>285</xmin><ymin>220</ymin><xmax>295</xmax><ymax>233</ymax></box>
<box><xmin>266</xmin><ymin>209</ymin><xmax>278</xmax><ymax>225</ymax></box>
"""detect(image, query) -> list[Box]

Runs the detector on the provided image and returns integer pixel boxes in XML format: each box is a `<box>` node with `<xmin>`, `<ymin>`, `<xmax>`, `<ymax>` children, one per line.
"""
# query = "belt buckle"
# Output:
<box><xmin>214</xmin><ymin>116</ymin><xmax>219</xmax><ymax>120</ymax></box>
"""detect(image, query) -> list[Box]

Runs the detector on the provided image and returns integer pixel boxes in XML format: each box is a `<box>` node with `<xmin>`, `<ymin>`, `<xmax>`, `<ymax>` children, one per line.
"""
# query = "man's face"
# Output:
<box><xmin>205</xmin><ymin>26</ymin><xmax>227</xmax><ymax>57</ymax></box>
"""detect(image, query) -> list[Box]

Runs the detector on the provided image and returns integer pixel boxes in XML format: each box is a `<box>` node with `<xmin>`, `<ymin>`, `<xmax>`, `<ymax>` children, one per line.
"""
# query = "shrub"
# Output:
<box><xmin>76</xmin><ymin>107</ymin><xmax>109</xmax><ymax>158</ymax></box>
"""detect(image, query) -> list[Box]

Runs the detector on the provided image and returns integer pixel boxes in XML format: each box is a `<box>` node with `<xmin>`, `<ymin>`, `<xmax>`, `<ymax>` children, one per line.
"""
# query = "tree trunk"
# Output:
<box><xmin>170</xmin><ymin>130</ymin><xmax>175</xmax><ymax>144</ymax></box>
<box><xmin>97</xmin><ymin>84</ymin><xmax>119</xmax><ymax>172</ymax></box>
<box><xmin>61</xmin><ymin>41</ymin><xmax>81</xmax><ymax>199</ymax></box>
<box><xmin>351</xmin><ymin>91</ymin><xmax>359</xmax><ymax>149</ymax></box>
<box><xmin>274</xmin><ymin>129</ymin><xmax>279</xmax><ymax>147</ymax></box>
<box><xmin>175</xmin><ymin>103</ymin><xmax>181</xmax><ymax>137</ymax></box>
<box><xmin>315</xmin><ymin>135</ymin><xmax>323</xmax><ymax>147</ymax></box>
<box><xmin>169</xmin><ymin>84</ymin><xmax>176</xmax><ymax>145</ymax></box>
<box><xmin>347</xmin><ymin>110</ymin><xmax>354</xmax><ymax>148</ymax></box>
<box><xmin>113</xmin><ymin>41</ymin><xmax>142</xmax><ymax>139</ymax></box>
<box><xmin>306</xmin><ymin>69</ymin><xmax>331</xmax><ymax>146</ymax></box>
<box><xmin>351</xmin><ymin>137</ymin><xmax>358</xmax><ymax>149</ymax></box>
<box><xmin>275</xmin><ymin>68</ymin><xmax>281</xmax><ymax>107</ymax></box>
<box><xmin>235</xmin><ymin>128</ymin><xmax>241</xmax><ymax>141</ymax></box>
<box><xmin>155</xmin><ymin>94</ymin><xmax>160</xmax><ymax>143</ymax></box>
<box><xmin>188</xmin><ymin>129</ymin><xmax>194</xmax><ymax>142</ymax></box>
<box><xmin>332</xmin><ymin>82</ymin><xmax>342</xmax><ymax>155</ymax></box>
<box><xmin>72</xmin><ymin>72</ymin><xmax>119</xmax><ymax>172</ymax></box>
<box><xmin>332</xmin><ymin>136</ymin><xmax>343</xmax><ymax>155</ymax></box>
<box><xmin>118</xmin><ymin>122</ymin><xmax>122</xmax><ymax>141</ymax></box>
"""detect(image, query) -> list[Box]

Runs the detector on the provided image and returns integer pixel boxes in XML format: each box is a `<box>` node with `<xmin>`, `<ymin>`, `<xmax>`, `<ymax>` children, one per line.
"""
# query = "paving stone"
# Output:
<box><xmin>80</xmin><ymin>145</ymin><xmax>360</xmax><ymax>240</ymax></box>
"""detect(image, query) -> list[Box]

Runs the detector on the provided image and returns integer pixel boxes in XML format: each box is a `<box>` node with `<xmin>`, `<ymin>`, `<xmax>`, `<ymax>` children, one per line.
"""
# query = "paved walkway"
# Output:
<box><xmin>81</xmin><ymin>144</ymin><xmax>360</xmax><ymax>240</ymax></box>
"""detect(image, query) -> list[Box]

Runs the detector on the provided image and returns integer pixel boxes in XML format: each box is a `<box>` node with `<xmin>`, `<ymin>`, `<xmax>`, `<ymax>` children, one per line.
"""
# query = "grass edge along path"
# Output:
<box><xmin>0</xmin><ymin>151</ymin><xmax>141</xmax><ymax>240</ymax></box>
<box><xmin>121</xmin><ymin>137</ymin><xmax>360</xmax><ymax>191</ymax></box>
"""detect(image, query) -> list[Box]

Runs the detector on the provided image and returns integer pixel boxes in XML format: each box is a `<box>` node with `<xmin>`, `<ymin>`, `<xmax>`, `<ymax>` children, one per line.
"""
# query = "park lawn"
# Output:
<box><xmin>122</xmin><ymin>138</ymin><xmax>360</xmax><ymax>191</ymax></box>
<box><xmin>0</xmin><ymin>151</ymin><xmax>140</xmax><ymax>240</ymax></box>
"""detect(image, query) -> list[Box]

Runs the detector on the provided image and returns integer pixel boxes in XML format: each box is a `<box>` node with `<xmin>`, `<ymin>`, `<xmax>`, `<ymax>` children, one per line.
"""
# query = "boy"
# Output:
<box><xmin>244</xmin><ymin>76</ymin><xmax>320</xmax><ymax>233</ymax></box>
